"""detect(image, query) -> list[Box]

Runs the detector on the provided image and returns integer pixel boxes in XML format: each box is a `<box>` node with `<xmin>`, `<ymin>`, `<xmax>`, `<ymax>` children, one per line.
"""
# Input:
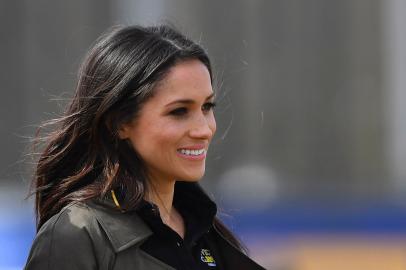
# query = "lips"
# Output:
<box><xmin>177</xmin><ymin>144</ymin><xmax>207</xmax><ymax>150</ymax></box>
<box><xmin>176</xmin><ymin>144</ymin><xmax>207</xmax><ymax>160</ymax></box>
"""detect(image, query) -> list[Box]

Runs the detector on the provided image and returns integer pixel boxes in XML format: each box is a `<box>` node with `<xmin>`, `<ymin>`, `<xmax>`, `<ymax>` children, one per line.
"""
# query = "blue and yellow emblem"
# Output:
<box><xmin>200</xmin><ymin>249</ymin><xmax>216</xmax><ymax>267</ymax></box>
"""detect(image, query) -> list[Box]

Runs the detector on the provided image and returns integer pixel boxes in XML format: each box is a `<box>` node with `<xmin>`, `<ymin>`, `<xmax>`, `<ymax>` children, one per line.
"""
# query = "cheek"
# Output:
<box><xmin>139</xmin><ymin>122</ymin><xmax>183</xmax><ymax>152</ymax></box>
<box><xmin>209</xmin><ymin>114</ymin><xmax>217</xmax><ymax>135</ymax></box>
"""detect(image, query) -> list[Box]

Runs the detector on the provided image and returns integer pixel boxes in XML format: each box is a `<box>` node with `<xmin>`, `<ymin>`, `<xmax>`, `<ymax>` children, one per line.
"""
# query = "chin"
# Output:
<box><xmin>177</xmin><ymin>171</ymin><xmax>205</xmax><ymax>182</ymax></box>
<box><xmin>179</xmin><ymin>177</ymin><xmax>202</xmax><ymax>182</ymax></box>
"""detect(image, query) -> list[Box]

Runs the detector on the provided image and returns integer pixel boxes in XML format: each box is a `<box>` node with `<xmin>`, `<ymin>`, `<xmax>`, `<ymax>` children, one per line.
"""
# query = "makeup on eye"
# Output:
<box><xmin>202</xmin><ymin>101</ymin><xmax>216</xmax><ymax>111</ymax></box>
<box><xmin>169</xmin><ymin>107</ymin><xmax>188</xmax><ymax>116</ymax></box>
<box><xmin>164</xmin><ymin>93</ymin><xmax>216</xmax><ymax>107</ymax></box>
<box><xmin>168</xmin><ymin>101</ymin><xmax>217</xmax><ymax>117</ymax></box>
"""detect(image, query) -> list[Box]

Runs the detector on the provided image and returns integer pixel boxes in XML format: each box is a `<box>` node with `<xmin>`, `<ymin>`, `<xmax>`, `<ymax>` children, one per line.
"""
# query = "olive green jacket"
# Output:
<box><xmin>24</xmin><ymin>200</ymin><xmax>265</xmax><ymax>270</ymax></box>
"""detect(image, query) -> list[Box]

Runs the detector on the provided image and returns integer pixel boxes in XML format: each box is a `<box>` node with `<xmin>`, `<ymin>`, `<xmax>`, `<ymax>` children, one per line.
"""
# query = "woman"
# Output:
<box><xmin>25</xmin><ymin>25</ymin><xmax>265</xmax><ymax>270</ymax></box>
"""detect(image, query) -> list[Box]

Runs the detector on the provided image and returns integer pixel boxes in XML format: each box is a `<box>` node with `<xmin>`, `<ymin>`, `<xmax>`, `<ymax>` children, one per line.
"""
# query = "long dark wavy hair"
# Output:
<box><xmin>31</xmin><ymin>25</ymin><xmax>246</xmax><ymax>252</ymax></box>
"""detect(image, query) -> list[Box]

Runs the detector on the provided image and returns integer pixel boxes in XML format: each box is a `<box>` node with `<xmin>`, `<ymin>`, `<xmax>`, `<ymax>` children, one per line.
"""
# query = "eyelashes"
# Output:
<box><xmin>169</xmin><ymin>107</ymin><xmax>188</xmax><ymax>116</ymax></box>
<box><xmin>169</xmin><ymin>102</ymin><xmax>216</xmax><ymax>117</ymax></box>
<box><xmin>202</xmin><ymin>101</ymin><xmax>217</xmax><ymax>112</ymax></box>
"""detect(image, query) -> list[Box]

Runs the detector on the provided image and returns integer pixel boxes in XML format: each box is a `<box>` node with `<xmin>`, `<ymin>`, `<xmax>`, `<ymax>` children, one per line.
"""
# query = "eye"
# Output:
<box><xmin>169</xmin><ymin>107</ymin><xmax>188</xmax><ymax>116</ymax></box>
<box><xmin>202</xmin><ymin>102</ymin><xmax>216</xmax><ymax>112</ymax></box>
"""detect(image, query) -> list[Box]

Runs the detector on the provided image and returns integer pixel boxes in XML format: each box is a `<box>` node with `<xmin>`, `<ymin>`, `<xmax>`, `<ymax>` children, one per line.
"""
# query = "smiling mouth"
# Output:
<box><xmin>177</xmin><ymin>148</ymin><xmax>206</xmax><ymax>156</ymax></box>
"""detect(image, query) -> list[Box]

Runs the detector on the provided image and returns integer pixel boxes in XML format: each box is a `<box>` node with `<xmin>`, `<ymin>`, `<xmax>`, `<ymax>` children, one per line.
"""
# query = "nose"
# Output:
<box><xmin>188</xmin><ymin>114</ymin><xmax>216</xmax><ymax>139</ymax></box>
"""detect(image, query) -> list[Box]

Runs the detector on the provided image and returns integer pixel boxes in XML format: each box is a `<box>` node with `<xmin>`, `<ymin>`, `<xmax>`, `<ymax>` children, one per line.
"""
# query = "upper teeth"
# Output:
<box><xmin>179</xmin><ymin>149</ymin><xmax>205</xmax><ymax>156</ymax></box>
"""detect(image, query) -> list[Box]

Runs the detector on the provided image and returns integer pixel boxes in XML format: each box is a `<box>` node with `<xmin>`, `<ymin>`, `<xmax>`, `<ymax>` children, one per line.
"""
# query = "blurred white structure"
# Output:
<box><xmin>382</xmin><ymin>0</ymin><xmax>406</xmax><ymax>195</ymax></box>
<box><xmin>217</xmin><ymin>164</ymin><xmax>278</xmax><ymax>209</ymax></box>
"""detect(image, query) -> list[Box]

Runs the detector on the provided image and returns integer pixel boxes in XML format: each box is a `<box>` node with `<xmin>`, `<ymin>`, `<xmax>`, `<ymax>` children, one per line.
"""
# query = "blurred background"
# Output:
<box><xmin>1</xmin><ymin>0</ymin><xmax>406</xmax><ymax>269</ymax></box>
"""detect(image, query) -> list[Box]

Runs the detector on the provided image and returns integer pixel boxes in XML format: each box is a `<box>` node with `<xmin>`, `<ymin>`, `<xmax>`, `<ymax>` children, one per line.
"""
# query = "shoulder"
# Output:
<box><xmin>39</xmin><ymin>199</ymin><xmax>153</xmax><ymax>249</ymax></box>
<box><xmin>41</xmin><ymin>201</ymin><xmax>95</xmax><ymax>230</ymax></box>
<box><xmin>25</xmin><ymin>199</ymin><xmax>154</xmax><ymax>270</ymax></box>
<box><xmin>35</xmin><ymin>201</ymin><xmax>102</xmax><ymax>245</ymax></box>
<box><xmin>25</xmin><ymin>201</ymin><xmax>103</xmax><ymax>270</ymax></box>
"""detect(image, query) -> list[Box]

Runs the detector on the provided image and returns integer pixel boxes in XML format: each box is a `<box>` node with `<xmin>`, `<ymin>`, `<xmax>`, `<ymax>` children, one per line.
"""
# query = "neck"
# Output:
<box><xmin>145</xmin><ymin>176</ymin><xmax>176</xmax><ymax>224</ymax></box>
<box><xmin>144</xmin><ymin>173</ymin><xmax>185</xmax><ymax>239</ymax></box>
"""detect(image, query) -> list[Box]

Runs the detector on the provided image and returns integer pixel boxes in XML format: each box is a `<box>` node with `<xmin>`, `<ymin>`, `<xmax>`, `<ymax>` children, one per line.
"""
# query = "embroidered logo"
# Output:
<box><xmin>201</xmin><ymin>248</ymin><xmax>216</xmax><ymax>267</ymax></box>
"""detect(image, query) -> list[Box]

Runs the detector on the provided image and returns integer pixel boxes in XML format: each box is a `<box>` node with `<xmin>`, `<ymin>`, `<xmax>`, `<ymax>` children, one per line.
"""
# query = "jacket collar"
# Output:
<box><xmin>87</xmin><ymin>182</ymin><xmax>216</xmax><ymax>253</ymax></box>
<box><xmin>88</xmin><ymin>198</ymin><xmax>153</xmax><ymax>252</ymax></box>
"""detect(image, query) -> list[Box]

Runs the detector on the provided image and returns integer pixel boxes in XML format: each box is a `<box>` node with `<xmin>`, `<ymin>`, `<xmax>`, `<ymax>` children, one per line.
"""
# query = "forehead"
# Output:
<box><xmin>151</xmin><ymin>59</ymin><xmax>213</xmax><ymax>103</ymax></box>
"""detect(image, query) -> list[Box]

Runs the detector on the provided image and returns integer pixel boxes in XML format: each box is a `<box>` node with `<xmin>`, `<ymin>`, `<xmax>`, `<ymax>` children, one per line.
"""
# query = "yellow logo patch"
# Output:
<box><xmin>201</xmin><ymin>248</ymin><xmax>216</xmax><ymax>267</ymax></box>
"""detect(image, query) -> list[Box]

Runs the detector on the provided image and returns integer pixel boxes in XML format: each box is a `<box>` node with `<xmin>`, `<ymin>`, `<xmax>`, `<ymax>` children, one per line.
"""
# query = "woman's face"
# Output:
<box><xmin>119</xmin><ymin>59</ymin><xmax>216</xmax><ymax>183</ymax></box>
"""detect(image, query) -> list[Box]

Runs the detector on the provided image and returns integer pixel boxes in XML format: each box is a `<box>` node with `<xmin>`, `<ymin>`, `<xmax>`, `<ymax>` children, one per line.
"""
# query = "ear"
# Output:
<box><xmin>117</xmin><ymin>124</ymin><xmax>131</xmax><ymax>140</ymax></box>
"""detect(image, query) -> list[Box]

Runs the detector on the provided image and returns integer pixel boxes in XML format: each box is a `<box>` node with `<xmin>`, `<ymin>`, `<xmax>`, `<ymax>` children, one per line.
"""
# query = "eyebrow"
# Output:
<box><xmin>165</xmin><ymin>93</ymin><xmax>215</xmax><ymax>107</ymax></box>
